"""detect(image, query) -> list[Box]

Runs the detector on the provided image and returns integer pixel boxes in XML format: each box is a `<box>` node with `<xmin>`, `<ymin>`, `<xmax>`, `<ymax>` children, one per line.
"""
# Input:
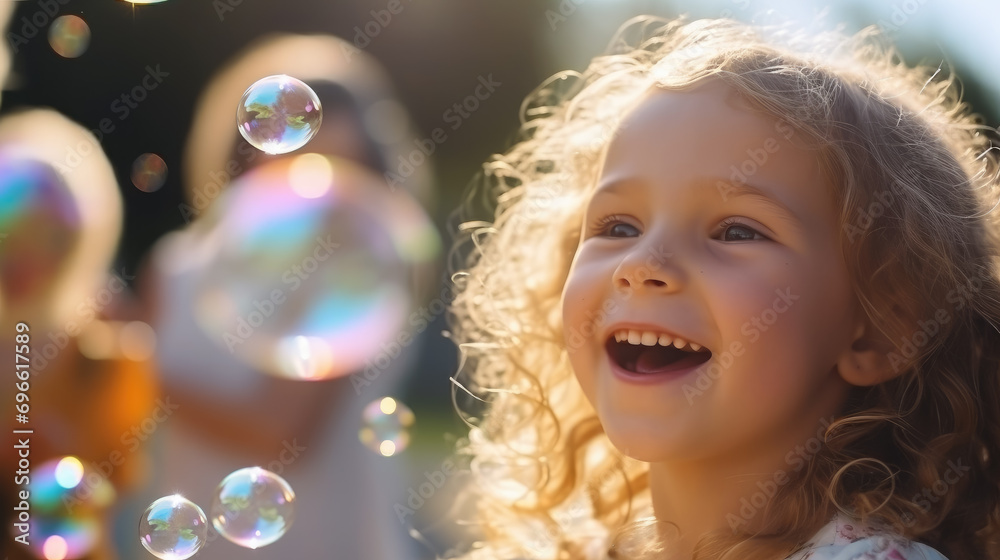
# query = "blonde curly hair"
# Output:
<box><xmin>445</xmin><ymin>15</ymin><xmax>1000</xmax><ymax>560</ymax></box>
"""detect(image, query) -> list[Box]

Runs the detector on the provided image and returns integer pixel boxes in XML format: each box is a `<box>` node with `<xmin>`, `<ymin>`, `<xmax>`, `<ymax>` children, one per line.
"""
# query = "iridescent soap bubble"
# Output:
<box><xmin>48</xmin><ymin>16</ymin><xmax>90</xmax><ymax>59</ymax></box>
<box><xmin>359</xmin><ymin>397</ymin><xmax>415</xmax><ymax>456</ymax></box>
<box><xmin>131</xmin><ymin>153</ymin><xmax>168</xmax><ymax>193</ymax></box>
<box><xmin>192</xmin><ymin>155</ymin><xmax>441</xmax><ymax>380</ymax></box>
<box><xmin>24</xmin><ymin>457</ymin><xmax>116</xmax><ymax>560</ymax></box>
<box><xmin>237</xmin><ymin>75</ymin><xmax>322</xmax><ymax>155</ymax></box>
<box><xmin>138</xmin><ymin>495</ymin><xmax>208</xmax><ymax>560</ymax></box>
<box><xmin>210</xmin><ymin>467</ymin><xmax>295</xmax><ymax>549</ymax></box>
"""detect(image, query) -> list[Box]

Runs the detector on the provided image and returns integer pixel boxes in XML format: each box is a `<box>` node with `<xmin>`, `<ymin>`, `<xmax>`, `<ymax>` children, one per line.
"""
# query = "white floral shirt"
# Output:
<box><xmin>785</xmin><ymin>513</ymin><xmax>949</xmax><ymax>560</ymax></box>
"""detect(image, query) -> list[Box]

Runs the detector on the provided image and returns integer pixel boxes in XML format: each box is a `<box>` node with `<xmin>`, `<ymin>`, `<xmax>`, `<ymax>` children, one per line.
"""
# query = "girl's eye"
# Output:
<box><xmin>717</xmin><ymin>218</ymin><xmax>768</xmax><ymax>242</ymax></box>
<box><xmin>592</xmin><ymin>215</ymin><xmax>640</xmax><ymax>238</ymax></box>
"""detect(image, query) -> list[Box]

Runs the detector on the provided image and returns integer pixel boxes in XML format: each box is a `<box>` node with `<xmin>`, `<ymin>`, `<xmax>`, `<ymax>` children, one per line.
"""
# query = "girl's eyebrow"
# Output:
<box><xmin>712</xmin><ymin>178</ymin><xmax>804</xmax><ymax>230</ymax></box>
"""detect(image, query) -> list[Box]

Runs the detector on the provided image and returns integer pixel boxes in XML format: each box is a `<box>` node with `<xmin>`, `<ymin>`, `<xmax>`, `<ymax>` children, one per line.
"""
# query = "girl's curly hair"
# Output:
<box><xmin>445</xmin><ymin>16</ymin><xmax>1000</xmax><ymax>559</ymax></box>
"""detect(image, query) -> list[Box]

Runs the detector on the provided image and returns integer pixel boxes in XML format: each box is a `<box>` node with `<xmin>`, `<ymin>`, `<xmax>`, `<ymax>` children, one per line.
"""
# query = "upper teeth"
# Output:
<box><xmin>613</xmin><ymin>329</ymin><xmax>703</xmax><ymax>352</ymax></box>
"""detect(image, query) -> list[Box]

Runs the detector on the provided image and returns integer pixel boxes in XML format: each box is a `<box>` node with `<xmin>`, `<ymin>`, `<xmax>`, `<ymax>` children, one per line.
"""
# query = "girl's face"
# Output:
<box><xmin>561</xmin><ymin>80</ymin><xmax>859</xmax><ymax>464</ymax></box>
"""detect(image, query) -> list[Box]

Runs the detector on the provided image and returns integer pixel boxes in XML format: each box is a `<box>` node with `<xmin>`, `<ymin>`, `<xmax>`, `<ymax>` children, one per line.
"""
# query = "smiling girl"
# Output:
<box><xmin>445</xmin><ymin>16</ymin><xmax>1000</xmax><ymax>560</ymax></box>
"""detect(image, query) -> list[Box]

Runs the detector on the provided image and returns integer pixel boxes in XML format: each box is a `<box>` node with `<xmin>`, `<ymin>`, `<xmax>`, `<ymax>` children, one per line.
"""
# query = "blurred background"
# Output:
<box><xmin>0</xmin><ymin>0</ymin><xmax>997</xmax><ymax>559</ymax></box>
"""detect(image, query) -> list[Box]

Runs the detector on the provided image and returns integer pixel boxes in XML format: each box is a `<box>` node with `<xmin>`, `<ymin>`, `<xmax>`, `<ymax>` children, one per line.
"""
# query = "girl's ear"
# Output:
<box><xmin>836</xmin><ymin>319</ymin><xmax>905</xmax><ymax>387</ymax></box>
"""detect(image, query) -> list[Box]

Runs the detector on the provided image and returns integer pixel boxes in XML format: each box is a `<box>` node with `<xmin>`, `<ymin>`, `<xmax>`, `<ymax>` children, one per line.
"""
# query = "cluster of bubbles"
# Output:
<box><xmin>22</xmin><ymin>457</ymin><xmax>115</xmax><ymax>560</ymax></box>
<box><xmin>138</xmin><ymin>467</ymin><xmax>296</xmax><ymax>560</ymax></box>
<box><xmin>136</xmin><ymin>396</ymin><xmax>415</xmax><ymax>558</ymax></box>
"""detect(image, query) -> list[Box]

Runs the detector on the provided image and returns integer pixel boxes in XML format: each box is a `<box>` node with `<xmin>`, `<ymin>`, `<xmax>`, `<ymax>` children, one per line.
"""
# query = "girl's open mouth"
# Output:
<box><xmin>605</xmin><ymin>335</ymin><xmax>712</xmax><ymax>376</ymax></box>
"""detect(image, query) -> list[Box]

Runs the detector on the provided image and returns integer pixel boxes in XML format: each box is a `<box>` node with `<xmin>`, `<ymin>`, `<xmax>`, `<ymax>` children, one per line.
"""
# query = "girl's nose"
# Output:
<box><xmin>611</xmin><ymin>242</ymin><xmax>684</xmax><ymax>293</ymax></box>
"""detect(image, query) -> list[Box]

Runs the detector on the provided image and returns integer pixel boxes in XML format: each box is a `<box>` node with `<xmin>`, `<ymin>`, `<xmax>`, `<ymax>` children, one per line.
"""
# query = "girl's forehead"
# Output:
<box><xmin>607</xmin><ymin>80</ymin><xmax>795</xmax><ymax>165</ymax></box>
<box><xmin>595</xmin><ymin>79</ymin><xmax>838</xmax><ymax>238</ymax></box>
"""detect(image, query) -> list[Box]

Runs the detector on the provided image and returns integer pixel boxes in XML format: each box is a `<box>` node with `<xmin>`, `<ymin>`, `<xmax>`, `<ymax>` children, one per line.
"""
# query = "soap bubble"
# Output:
<box><xmin>131</xmin><ymin>153</ymin><xmax>168</xmax><ymax>193</ymax></box>
<box><xmin>359</xmin><ymin>397</ymin><xmax>415</xmax><ymax>456</ymax></box>
<box><xmin>192</xmin><ymin>155</ymin><xmax>440</xmax><ymax>380</ymax></box>
<box><xmin>210</xmin><ymin>467</ymin><xmax>295</xmax><ymax>549</ymax></box>
<box><xmin>23</xmin><ymin>457</ymin><xmax>115</xmax><ymax>559</ymax></box>
<box><xmin>237</xmin><ymin>75</ymin><xmax>322</xmax><ymax>155</ymax></box>
<box><xmin>138</xmin><ymin>495</ymin><xmax>208</xmax><ymax>560</ymax></box>
<box><xmin>48</xmin><ymin>16</ymin><xmax>90</xmax><ymax>59</ymax></box>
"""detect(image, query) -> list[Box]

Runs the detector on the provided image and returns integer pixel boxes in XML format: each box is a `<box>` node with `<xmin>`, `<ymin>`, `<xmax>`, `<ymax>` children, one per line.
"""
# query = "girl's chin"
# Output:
<box><xmin>601</xmin><ymin>428</ymin><xmax>689</xmax><ymax>464</ymax></box>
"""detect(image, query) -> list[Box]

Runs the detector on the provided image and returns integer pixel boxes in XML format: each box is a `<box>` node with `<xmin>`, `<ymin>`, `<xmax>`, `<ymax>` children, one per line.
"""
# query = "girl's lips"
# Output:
<box><xmin>604</xmin><ymin>346</ymin><xmax>709</xmax><ymax>385</ymax></box>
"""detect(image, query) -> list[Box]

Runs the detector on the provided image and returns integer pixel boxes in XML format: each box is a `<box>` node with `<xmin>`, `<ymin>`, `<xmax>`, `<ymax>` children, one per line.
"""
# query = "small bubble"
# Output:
<box><xmin>138</xmin><ymin>495</ymin><xmax>208</xmax><ymax>560</ymax></box>
<box><xmin>131</xmin><ymin>153</ymin><xmax>168</xmax><ymax>193</ymax></box>
<box><xmin>236</xmin><ymin>75</ymin><xmax>322</xmax><ymax>155</ymax></box>
<box><xmin>48</xmin><ymin>16</ymin><xmax>90</xmax><ymax>59</ymax></box>
<box><xmin>359</xmin><ymin>397</ymin><xmax>415</xmax><ymax>456</ymax></box>
<box><xmin>210</xmin><ymin>467</ymin><xmax>296</xmax><ymax>549</ymax></box>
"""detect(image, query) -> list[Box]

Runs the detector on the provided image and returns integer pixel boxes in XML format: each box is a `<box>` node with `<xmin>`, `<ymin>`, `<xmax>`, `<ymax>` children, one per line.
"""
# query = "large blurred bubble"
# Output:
<box><xmin>192</xmin><ymin>154</ymin><xmax>439</xmax><ymax>380</ymax></box>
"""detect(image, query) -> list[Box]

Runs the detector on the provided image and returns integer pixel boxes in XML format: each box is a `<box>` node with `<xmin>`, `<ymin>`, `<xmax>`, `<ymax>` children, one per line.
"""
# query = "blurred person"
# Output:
<box><xmin>0</xmin><ymin>108</ymin><xmax>158</xmax><ymax>560</ymax></box>
<box><xmin>137</xmin><ymin>34</ymin><xmax>442</xmax><ymax>560</ymax></box>
<box><xmin>0</xmin><ymin>0</ymin><xmax>14</xmax><ymax>100</ymax></box>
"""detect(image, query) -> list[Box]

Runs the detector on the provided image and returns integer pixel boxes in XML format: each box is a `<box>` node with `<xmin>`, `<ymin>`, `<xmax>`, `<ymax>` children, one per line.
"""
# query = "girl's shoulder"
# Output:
<box><xmin>785</xmin><ymin>513</ymin><xmax>949</xmax><ymax>560</ymax></box>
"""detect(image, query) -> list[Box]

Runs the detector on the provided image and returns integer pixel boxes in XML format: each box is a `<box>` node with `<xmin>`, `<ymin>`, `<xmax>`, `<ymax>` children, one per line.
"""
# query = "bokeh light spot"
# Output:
<box><xmin>48</xmin><ymin>16</ymin><xmax>90</xmax><ymax>59</ymax></box>
<box><xmin>131</xmin><ymin>153</ymin><xmax>168</xmax><ymax>193</ymax></box>
<box><xmin>54</xmin><ymin>457</ymin><xmax>83</xmax><ymax>489</ymax></box>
